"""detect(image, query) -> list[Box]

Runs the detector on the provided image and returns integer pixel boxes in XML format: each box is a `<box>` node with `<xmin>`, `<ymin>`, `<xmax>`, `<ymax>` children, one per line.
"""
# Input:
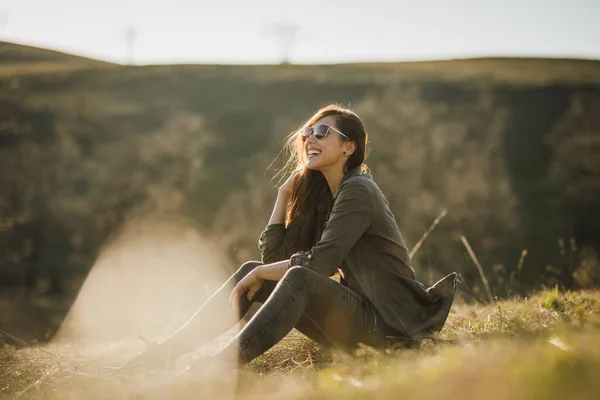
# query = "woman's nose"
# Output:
<box><xmin>304</xmin><ymin>132</ymin><xmax>317</xmax><ymax>144</ymax></box>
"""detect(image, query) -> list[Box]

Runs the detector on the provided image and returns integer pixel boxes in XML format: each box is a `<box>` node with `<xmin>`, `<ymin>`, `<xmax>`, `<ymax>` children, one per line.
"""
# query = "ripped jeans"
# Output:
<box><xmin>216</xmin><ymin>261</ymin><xmax>392</xmax><ymax>364</ymax></box>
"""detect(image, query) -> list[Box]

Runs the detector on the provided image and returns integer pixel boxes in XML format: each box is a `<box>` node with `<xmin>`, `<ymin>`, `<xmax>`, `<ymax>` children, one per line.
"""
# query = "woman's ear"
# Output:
<box><xmin>344</xmin><ymin>141</ymin><xmax>357</xmax><ymax>156</ymax></box>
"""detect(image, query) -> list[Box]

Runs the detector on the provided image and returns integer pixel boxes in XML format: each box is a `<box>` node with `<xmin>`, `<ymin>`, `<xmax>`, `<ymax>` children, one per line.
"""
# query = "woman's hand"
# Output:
<box><xmin>278</xmin><ymin>170</ymin><xmax>300</xmax><ymax>196</ymax></box>
<box><xmin>229</xmin><ymin>269</ymin><xmax>264</xmax><ymax>312</ymax></box>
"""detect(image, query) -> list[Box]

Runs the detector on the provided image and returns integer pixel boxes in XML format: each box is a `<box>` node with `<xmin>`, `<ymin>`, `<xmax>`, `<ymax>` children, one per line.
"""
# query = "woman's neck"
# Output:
<box><xmin>319</xmin><ymin>164</ymin><xmax>346</xmax><ymax>197</ymax></box>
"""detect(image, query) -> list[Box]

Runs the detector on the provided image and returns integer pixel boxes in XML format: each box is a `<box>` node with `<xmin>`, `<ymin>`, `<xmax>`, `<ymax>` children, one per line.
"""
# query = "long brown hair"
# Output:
<box><xmin>273</xmin><ymin>104</ymin><xmax>371</xmax><ymax>251</ymax></box>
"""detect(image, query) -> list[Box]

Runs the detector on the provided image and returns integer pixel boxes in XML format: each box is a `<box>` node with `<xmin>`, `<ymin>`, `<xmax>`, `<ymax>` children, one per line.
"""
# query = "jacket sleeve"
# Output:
<box><xmin>258</xmin><ymin>218</ymin><xmax>301</xmax><ymax>264</ymax></box>
<box><xmin>289</xmin><ymin>179</ymin><xmax>374</xmax><ymax>276</ymax></box>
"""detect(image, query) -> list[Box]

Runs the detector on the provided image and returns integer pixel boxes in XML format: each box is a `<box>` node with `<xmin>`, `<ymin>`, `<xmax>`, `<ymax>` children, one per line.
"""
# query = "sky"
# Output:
<box><xmin>1</xmin><ymin>0</ymin><xmax>599</xmax><ymax>65</ymax></box>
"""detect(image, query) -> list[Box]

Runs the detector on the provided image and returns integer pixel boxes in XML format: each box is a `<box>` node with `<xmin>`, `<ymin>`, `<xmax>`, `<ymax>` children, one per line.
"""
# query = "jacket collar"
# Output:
<box><xmin>316</xmin><ymin>165</ymin><xmax>366</xmax><ymax>212</ymax></box>
<box><xmin>341</xmin><ymin>164</ymin><xmax>363</xmax><ymax>186</ymax></box>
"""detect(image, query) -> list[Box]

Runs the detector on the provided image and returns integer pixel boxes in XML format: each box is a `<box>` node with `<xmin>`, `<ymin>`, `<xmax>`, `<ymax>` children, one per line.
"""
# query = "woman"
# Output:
<box><xmin>125</xmin><ymin>104</ymin><xmax>457</xmax><ymax>371</ymax></box>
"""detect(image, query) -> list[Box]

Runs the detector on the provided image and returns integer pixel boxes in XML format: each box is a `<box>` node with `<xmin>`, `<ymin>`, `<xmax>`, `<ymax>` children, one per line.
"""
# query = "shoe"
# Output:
<box><xmin>170</xmin><ymin>354</ymin><xmax>238</xmax><ymax>388</ymax></box>
<box><xmin>119</xmin><ymin>341</ymin><xmax>175</xmax><ymax>375</ymax></box>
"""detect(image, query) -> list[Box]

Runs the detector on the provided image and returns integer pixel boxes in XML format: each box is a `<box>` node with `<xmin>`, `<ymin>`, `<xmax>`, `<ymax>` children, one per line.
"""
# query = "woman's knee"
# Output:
<box><xmin>234</xmin><ymin>260</ymin><xmax>263</xmax><ymax>281</ymax></box>
<box><xmin>283</xmin><ymin>266</ymin><xmax>318</xmax><ymax>284</ymax></box>
<box><xmin>280</xmin><ymin>266</ymin><xmax>328</xmax><ymax>301</ymax></box>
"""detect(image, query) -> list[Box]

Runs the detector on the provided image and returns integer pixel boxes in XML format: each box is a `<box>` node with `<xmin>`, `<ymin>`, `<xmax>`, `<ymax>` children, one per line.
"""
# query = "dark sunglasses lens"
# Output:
<box><xmin>300</xmin><ymin>127</ymin><xmax>311</xmax><ymax>140</ymax></box>
<box><xmin>314</xmin><ymin>125</ymin><xmax>329</xmax><ymax>139</ymax></box>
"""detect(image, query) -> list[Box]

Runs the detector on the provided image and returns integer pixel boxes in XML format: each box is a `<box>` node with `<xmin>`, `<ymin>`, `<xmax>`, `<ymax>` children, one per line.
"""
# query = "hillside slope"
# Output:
<box><xmin>0</xmin><ymin>42</ymin><xmax>599</xmax><ymax>311</ymax></box>
<box><xmin>0</xmin><ymin>41</ymin><xmax>114</xmax><ymax>76</ymax></box>
<box><xmin>0</xmin><ymin>40</ymin><xmax>111</xmax><ymax>65</ymax></box>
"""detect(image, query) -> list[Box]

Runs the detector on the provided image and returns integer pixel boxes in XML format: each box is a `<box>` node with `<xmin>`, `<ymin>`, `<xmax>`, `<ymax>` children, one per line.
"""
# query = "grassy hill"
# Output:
<box><xmin>0</xmin><ymin>40</ymin><xmax>111</xmax><ymax>64</ymax></box>
<box><xmin>0</xmin><ymin>42</ymin><xmax>599</xmax><ymax>343</ymax></box>
<box><xmin>0</xmin><ymin>40</ymin><xmax>114</xmax><ymax>76</ymax></box>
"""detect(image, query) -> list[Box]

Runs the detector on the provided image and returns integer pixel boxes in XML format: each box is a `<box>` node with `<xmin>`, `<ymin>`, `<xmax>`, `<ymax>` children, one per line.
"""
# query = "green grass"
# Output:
<box><xmin>1</xmin><ymin>289</ymin><xmax>599</xmax><ymax>399</ymax></box>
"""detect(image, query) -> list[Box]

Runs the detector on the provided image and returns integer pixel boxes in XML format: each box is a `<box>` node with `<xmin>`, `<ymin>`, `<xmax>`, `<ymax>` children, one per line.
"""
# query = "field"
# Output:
<box><xmin>1</xmin><ymin>41</ymin><xmax>600</xmax><ymax>399</ymax></box>
<box><xmin>1</xmin><ymin>288</ymin><xmax>599</xmax><ymax>399</ymax></box>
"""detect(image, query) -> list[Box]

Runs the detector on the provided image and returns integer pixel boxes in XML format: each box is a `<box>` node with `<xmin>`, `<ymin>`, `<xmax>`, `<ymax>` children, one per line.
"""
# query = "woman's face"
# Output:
<box><xmin>303</xmin><ymin>115</ymin><xmax>352</xmax><ymax>171</ymax></box>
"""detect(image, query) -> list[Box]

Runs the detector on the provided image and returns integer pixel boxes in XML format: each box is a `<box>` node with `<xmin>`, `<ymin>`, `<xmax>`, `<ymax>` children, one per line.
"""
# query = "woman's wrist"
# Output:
<box><xmin>254</xmin><ymin>266</ymin><xmax>265</xmax><ymax>280</ymax></box>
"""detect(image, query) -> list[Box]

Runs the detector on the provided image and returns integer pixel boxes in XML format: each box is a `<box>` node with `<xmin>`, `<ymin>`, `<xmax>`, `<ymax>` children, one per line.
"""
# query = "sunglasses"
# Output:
<box><xmin>300</xmin><ymin>124</ymin><xmax>351</xmax><ymax>142</ymax></box>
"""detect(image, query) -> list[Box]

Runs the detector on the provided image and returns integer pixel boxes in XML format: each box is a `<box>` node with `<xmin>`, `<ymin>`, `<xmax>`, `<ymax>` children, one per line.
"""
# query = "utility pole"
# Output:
<box><xmin>264</xmin><ymin>22</ymin><xmax>299</xmax><ymax>65</ymax></box>
<box><xmin>0</xmin><ymin>12</ymin><xmax>9</xmax><ymax>37</ymax></box>
<box><xmin>124</xmin><ymin>26</ymin><xmax>137</xmax><ymax>65</ymax></box>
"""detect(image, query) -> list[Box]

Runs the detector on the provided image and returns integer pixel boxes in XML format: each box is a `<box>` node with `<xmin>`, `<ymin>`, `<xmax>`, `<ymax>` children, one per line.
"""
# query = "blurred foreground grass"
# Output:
<box><xmin>1</xmin><ymin>288</ymin><xmax>599</xmax><ymax>399</ymax></box>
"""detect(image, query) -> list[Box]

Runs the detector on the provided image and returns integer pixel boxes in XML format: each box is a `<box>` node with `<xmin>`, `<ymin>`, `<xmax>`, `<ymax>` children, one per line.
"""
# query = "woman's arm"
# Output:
<box><xmin>258</xmin><ymin>189</ymin><xmax>301</xmax><ymax>264</ymax></box>
<box><xmin>268</xmin><ymin>189</ymin><xmax>290</xmax><ymax>225</ymax></box>
<box><xmin>229</xmin><ymin>259</ymin><xmax>290</xmax><ymax>306</ymax></box>
<box><xmin>256</xmin><ymin>259</ymin><xmax>290</xmax><ymax>281</ymax></box>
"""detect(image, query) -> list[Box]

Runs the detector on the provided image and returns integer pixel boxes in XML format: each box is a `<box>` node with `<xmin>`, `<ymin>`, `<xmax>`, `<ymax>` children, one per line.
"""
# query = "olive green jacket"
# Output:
<box><xmin>258</xmin><ymin>165</ymin><xmax>457</xmax><ymax>339</ymax></box>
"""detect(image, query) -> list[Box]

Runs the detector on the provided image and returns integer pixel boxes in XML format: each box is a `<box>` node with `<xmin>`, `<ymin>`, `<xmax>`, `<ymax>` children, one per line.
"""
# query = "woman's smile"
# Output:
<box><xmin>306</xmin><ymin>144</ymin><xmax>323</xmax><ymax>159</ymax></box>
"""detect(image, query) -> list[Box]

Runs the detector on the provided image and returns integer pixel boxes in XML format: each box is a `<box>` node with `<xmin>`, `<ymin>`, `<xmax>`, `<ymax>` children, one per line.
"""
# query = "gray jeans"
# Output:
<box><xmin>217</xmin><ymin>261</ymin><xmax>394</xmax><ymax>364</ymax></box>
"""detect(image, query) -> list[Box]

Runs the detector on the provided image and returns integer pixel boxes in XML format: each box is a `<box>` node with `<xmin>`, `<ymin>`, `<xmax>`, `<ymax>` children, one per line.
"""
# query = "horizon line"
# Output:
<box><xmin>3</xmin><ymin>38</ymin><xmax>600</xmax><ymax>67</ymax></box>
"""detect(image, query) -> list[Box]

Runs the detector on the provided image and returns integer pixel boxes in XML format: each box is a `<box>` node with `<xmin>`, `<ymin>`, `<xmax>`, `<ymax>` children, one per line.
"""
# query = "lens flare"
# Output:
<box><xmin>47</xmin><ymin>213</ymin><xmax>239</xmax><ymax>396</ymax></box>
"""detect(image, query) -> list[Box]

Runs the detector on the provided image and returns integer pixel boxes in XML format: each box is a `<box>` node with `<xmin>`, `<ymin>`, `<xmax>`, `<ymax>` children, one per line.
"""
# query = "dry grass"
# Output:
<box><xmin>1</xmin><ymin>288</ymin><xmax>599</xmax><ymax>399</ymax></box>
<box><xmin>0</xmin><ymin>62</ymin><xmax>116</xmax><ymax>78</ymax></box>
<box><xmin>2</xmin><ymin>40</ymin><xmax>600</xmax><ymax>85</ymax></box>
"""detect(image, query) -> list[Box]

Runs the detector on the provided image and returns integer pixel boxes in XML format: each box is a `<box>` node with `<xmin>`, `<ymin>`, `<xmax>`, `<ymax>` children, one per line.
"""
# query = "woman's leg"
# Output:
<box><xmin>136</xmin><ymin>261</ymin><xmax>276</xmax><ymax>364</ymax></box>
<box><xmin>293</xmin><ymin>314</ymin><xmax>336</xmax><ymax>348</ymax></box>
<box><xmin>215</xmin><ymin>266</ymin><xmax>388</xmax><ymax>365</ymax></box>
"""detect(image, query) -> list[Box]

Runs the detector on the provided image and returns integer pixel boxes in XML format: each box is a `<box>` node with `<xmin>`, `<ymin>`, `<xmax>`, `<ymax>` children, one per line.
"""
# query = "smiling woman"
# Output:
<box><xmin>122</xmin><ymin>104</ymin><xmax>457</xmax><ymax>374</ymax></box>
